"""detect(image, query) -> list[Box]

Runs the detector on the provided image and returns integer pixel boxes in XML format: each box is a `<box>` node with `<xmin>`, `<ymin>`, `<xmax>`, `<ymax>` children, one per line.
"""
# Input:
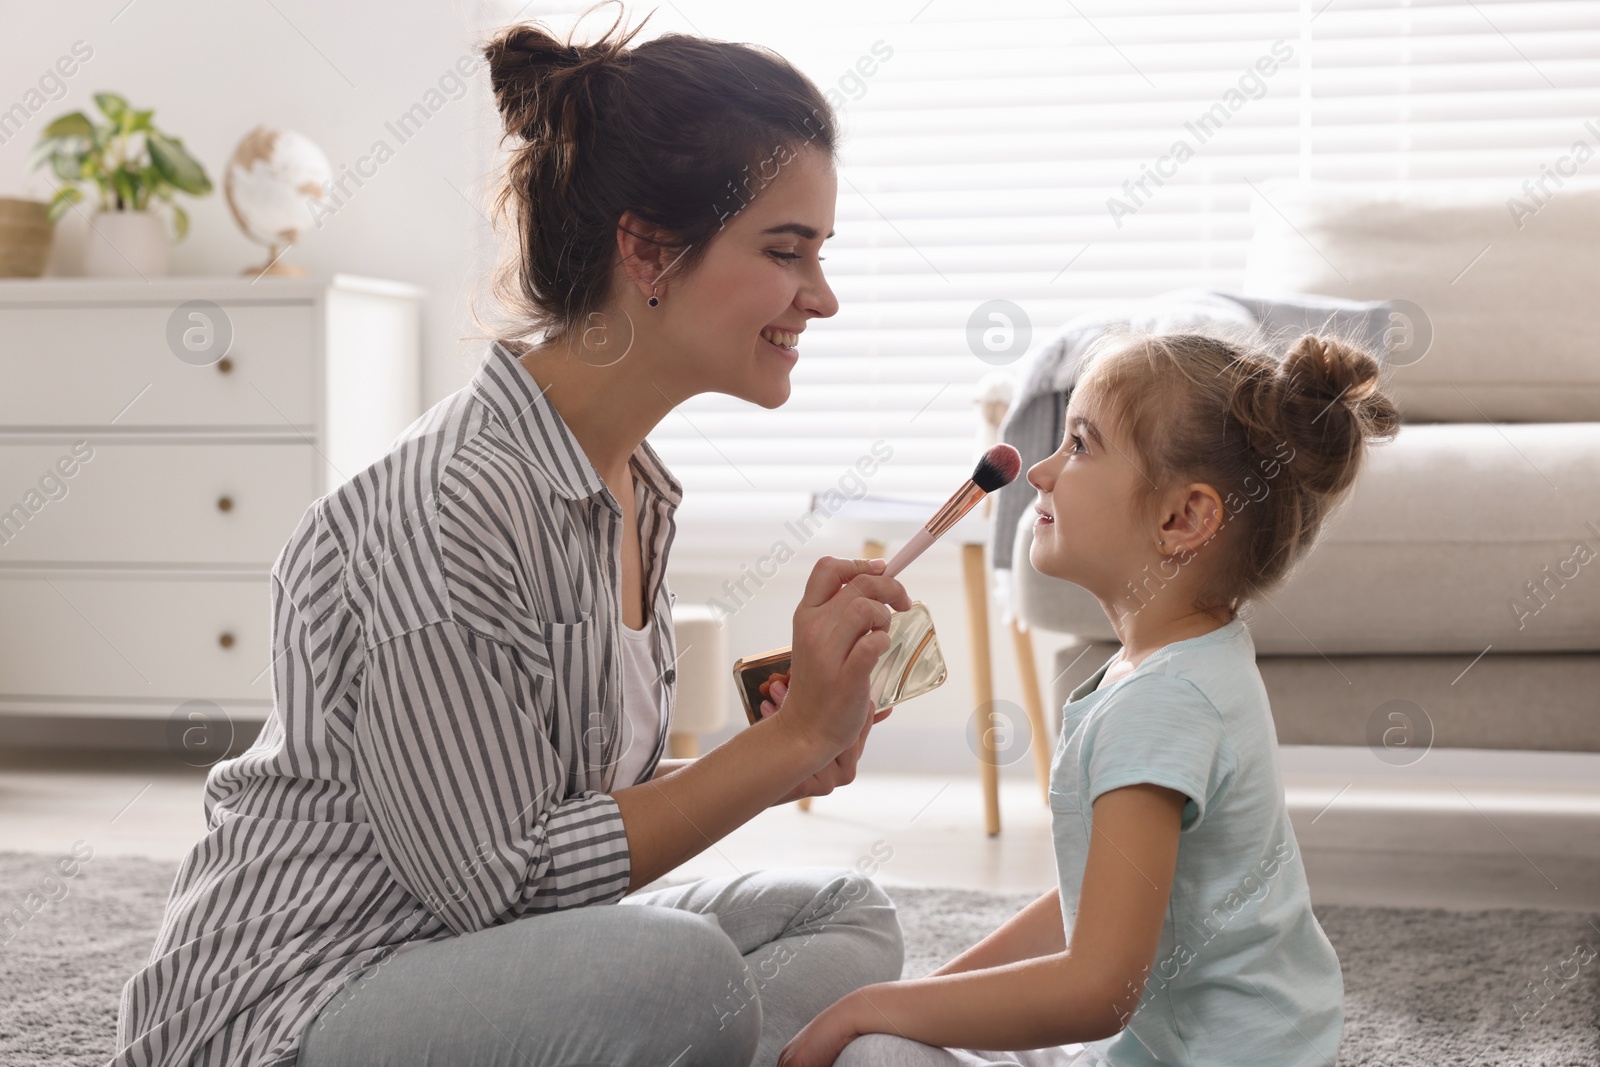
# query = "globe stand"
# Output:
<box><xmin>240</xmin><ymin>243</ymin><xmax>306</xmax><ymax>279</ymax></box>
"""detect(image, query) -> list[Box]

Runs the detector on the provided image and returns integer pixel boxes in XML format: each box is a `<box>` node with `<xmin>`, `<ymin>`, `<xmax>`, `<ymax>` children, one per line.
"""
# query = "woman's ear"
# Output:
<box><xmin>615</xmin><ymin>210</ymin><xmax>677</xmax><ymax>299</ymax></box>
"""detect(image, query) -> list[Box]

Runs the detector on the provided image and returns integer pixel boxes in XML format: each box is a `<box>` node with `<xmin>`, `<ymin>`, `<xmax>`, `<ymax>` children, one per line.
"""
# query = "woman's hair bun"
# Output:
<box><xmin>471</xmin><ymin>2</ymin><xmax>840</xmax><ymax>348</ymax></box>
<box><xmin>481</xmin><ymin>10</ymin><xmax>641</xmax><ymax>142</ymax></box>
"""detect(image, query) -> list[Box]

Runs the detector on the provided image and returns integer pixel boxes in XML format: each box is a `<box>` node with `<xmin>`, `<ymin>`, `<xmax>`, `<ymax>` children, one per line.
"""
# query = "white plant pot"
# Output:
<box><xmin>83</xmin><ymin>209</ymin><xmax>170</xmax><ymax>277</ymax></box>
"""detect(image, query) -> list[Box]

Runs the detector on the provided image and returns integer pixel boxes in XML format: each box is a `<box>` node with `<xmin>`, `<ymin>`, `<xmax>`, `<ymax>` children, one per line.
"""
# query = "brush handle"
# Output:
<box><xmin>883</xmin><ymin>527</ymin><xmax>936</xmax><ymax>579</ymax></box>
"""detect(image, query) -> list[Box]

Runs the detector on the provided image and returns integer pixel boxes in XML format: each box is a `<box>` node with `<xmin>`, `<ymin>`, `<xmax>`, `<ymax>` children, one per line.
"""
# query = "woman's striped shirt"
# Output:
<box><xmin>107</xmin><ymin>339</ymin><xmax>683</xmax><ymax>1067</ymax></box>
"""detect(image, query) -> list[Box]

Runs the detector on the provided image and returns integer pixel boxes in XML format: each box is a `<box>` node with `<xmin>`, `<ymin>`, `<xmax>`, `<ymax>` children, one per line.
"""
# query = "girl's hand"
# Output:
<box><xmin>777</xmin><ymin>993</ymin><xmax>869</xmax><ymax>1067</ymax></box>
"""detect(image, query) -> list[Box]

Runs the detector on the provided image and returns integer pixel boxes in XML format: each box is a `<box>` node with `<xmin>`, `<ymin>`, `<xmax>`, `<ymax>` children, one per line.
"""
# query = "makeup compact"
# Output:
<box><xmin>732</xmin><ymin>600</ymin><xmax>949</xmax><ymax>724</ymax></box>
<box><xmin>730</xmin><ymin>445</ymin><xmax>1021</xmax><ymax>726</ymax></box>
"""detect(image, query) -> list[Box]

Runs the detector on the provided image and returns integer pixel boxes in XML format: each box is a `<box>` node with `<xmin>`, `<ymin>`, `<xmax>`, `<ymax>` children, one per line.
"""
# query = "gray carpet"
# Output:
<box><xmin>1</xmin><ymin>851</ymin><xmax>1595</xmax><ymax>1065</ymax></box>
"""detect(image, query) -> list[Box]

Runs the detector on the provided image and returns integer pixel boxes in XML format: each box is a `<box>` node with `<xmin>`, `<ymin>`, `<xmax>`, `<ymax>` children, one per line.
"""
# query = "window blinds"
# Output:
<box><xmin>497</xmin><ymin>0</ymin><xmax>1600</xmax><ymax>561</ymax></box>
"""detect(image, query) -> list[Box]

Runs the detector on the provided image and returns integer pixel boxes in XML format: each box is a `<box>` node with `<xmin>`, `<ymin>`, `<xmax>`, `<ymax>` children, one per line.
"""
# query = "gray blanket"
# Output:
<box><xmin>988</xmin><ymin>287</ymin><xmax>1396</xmax><ymax>618</ymax></box>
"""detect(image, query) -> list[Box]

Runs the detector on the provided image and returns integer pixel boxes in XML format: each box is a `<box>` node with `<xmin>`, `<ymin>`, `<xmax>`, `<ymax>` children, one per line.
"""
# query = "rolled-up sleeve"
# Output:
<box><xmin>354</xmin><ymin>618</ymin><xmax>632</xmax><ymax>934</ymax></box>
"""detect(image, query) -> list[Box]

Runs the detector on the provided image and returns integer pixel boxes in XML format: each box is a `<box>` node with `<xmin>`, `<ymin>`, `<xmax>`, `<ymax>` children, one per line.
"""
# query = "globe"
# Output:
<box><xmin>223</xmin><ymin>126</ymin><xmax>332</xmax><ymax>278</ymax></box>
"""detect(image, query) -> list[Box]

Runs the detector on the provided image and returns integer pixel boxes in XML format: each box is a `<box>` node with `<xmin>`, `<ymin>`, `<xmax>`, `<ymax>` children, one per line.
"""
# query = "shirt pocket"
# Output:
<box><xmin>1047</xmin><ymin>783</ymin><xmax>1083</xmax><ymax>818</ymax></box>
<box><xmin>1047</xmin><ymin>768</ymin><xmax>1083</xmax><ymax>817</ymax></box>
<box><xmin>1047</xmin><ymin>738</ymin><xmax>1082</xmax><ymax>811</ymax></box>
<box><xmin>541</xmin><ymin>612</ymin><xmax>613</xmax><ymax>790</ymax></box>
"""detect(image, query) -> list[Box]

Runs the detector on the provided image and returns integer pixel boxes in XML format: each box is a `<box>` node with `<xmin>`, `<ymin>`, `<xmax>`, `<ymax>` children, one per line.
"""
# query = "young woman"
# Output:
<box><xmin>109</xmin><ymin>9</ymin><xmax>910</xmax><ymax>1067</ymax></box>
<box><xmin>779</xmin><ymin>328</ymin><xmax>1398</xmax><ymax>1066</ymax></box>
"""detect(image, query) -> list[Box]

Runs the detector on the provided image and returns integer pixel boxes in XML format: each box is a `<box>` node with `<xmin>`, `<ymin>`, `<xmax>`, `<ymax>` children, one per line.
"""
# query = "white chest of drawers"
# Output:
<box><xmin>0</xmin><ymin>274</ymin><xmax>423</xmax><ymax>729</ymax></box>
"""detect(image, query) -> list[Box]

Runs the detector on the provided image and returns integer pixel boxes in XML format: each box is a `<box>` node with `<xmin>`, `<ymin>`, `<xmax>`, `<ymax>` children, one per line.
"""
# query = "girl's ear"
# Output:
<box><xmin>1161</xmin><ymin>483</ymin><xmax>1226</xmax><ymax>551</ymax></box>
<box><xmin>1171</xmin><ymin>486</ymin><xmax>1228</xmax><ymax>550</ymax></box>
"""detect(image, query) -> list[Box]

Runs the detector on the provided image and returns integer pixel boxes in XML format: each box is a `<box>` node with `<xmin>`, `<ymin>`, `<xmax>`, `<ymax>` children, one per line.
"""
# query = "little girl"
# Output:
<box><xmin>778</xmin><ymin>326</ymin><xmax>1400</xmax><ymax>1067</ymax></box>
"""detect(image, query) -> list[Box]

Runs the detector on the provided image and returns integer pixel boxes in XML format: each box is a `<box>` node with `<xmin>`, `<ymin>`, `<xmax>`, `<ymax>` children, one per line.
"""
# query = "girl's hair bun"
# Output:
<box><xmin>1067</xmin><ymin>323</ymin><xmax>1402</xmax><ymax>616</ymax></box>
<box><xmin>1284</xmin><ymin>333</ymin><xmax>1383</xmax><ymax>410</ymax></box>
<box><xmin>1237</xmin><ymin>332</ymin><xmax>1400</xmax><ymax>498</ymax></box>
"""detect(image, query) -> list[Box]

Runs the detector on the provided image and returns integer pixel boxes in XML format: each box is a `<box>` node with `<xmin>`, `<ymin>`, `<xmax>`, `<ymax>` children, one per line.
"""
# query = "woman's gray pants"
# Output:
<box><xmin>298</xmin><ymin>865</ymin><xmax>905</xmax><ymax>1067</ymax></box>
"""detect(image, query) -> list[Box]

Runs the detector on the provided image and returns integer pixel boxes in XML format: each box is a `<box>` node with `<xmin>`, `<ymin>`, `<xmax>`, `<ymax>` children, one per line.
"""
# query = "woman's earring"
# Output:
<box><xmin>647</xmin><ymin>288</ymin><xmax>660</xmax><ymax>308</ymax></box>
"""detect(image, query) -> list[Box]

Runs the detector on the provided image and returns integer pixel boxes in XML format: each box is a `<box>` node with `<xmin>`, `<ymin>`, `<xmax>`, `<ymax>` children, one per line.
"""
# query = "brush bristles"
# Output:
<box><xmin>972</xmin><ymin>443</ymin><xmax>1022</xmax><ymax>493</ymax></box>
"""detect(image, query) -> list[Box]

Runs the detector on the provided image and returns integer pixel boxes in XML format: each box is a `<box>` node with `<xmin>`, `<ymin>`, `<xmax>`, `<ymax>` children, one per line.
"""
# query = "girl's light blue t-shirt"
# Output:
<box><xmin>1050</xmin><ymin>616</ymin><xmax>1343</xmax><ymax>1067</ymax></box>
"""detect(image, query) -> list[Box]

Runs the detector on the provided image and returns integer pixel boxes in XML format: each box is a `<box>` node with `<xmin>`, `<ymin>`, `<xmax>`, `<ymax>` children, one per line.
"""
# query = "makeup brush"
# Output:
<box><xmin>738</xmin><ymin>442</ymin><xmax>1023</xmax><ymax>721</ymax></box>
<box><xmin>882</xmin><ymin>443</ymin><xmax>1022</xmax><ymax>577</ymax></box>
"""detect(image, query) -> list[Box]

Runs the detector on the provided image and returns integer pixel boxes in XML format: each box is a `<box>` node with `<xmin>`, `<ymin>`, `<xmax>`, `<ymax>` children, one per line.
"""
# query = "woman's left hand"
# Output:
<box><xmin>764</xmin><ymin>680</ymin><xmax>894</xmax><ymax>806</ymax></box>
<box><xmin>761</xmin><ymin>675</ymin><xmax>894</xmax><ymax>725</ymax></box>
<box><xmin>777</xmin><ymin>993</ymin><xmax>869</xmax><ymax>1067</ymax></box>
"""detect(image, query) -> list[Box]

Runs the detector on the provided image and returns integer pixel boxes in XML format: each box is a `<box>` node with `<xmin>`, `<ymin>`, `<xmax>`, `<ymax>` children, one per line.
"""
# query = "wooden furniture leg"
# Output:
<box><xmin>1010</xmin><ymin>617</ymin><xmax>1053</xmax><ymax>804</ymax></box>
<box><xmin>797</xmin><ymin>537</ymin><xmax>889</xmax><ymax>813</ymax></box>
<box><xmin>962</xmin><ymin>541</ymin><xmax>1001</xmax><ymax>836</ymax></box>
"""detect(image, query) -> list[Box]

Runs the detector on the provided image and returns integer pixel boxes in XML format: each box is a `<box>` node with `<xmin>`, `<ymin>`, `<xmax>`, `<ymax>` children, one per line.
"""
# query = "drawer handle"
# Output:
<box><xmin>218</xmin><ymin>632</ymin><xmax>236</xmax><ymax>649</ymax></box>
<box><xmin>217</xmin><ymin>496</ymin><xmax>234</xmax><ymax>513</ymax></box>
<box><xmin>216</xmin><ymin>357</ymin><xmax>234</xmax><ymax>375</ymax></box>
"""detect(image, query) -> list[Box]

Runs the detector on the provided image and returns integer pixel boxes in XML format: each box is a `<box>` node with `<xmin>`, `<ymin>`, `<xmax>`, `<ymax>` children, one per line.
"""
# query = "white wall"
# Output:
<box><xmin>1</xmin><ymin>0</ymin><xmax>506</xmax><ymax>405</ymax></box>
<box><xmin>10</xmin><ymin>2</ymin><xmax>1595</xmax><ymax>789</ymax></box>
<box><xmin>0</xmin><ymin>0</ymin><xmax>1083</xmax><ymax>779</ymax></box>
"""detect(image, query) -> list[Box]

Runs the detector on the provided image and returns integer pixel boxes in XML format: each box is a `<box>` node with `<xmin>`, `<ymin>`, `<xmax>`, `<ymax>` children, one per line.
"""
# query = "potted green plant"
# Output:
<box><xmin>27</xmin><ymin>92</ymin><xmax>211</xmax><ymax>277</ymax></box>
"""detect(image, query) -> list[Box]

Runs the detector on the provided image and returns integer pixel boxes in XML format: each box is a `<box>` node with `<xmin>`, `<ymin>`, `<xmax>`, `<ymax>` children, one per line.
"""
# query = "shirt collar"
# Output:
<box><xmin>471</xmin><ymin>339</ymin><xmax>684</xmax><ymax>513</ymax></box>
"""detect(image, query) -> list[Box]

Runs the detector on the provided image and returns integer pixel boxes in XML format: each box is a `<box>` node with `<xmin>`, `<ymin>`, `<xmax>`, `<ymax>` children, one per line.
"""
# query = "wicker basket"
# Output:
<box><xmin>0</xmin><ymin>198</ymin><xmax>56</xmax><ymax>278</ymax></box>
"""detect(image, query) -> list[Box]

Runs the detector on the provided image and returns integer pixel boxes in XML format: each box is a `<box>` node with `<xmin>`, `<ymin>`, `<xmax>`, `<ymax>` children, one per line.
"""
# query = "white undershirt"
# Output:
<box><xmin>614</xmin><ymin>616</ymin><xmax>663</xmax><ymax>788</ymax></box>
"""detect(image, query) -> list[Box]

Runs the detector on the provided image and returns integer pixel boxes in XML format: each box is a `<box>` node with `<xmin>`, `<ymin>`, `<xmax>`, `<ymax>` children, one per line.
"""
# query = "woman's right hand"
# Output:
<box><xmin>610</xmin><ymin>556</ymin><xmax>910</xmax><ymax>891</ymax></box>
<box><xmin>773</xmin><ymin>556</ymin><xmax>911</xmax><ymax>760</ymax></box>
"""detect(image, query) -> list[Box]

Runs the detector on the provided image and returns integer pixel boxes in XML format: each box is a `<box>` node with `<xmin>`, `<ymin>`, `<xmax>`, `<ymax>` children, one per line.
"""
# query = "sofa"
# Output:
<box><xmin>1004</xmin><ymin>178</ymin><xmax>1600</xmax><ymax>756</ymax></box>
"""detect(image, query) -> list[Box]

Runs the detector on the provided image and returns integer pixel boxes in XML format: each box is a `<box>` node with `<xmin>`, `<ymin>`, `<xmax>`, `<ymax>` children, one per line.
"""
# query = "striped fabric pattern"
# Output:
<box><xmin>107</xmin><ymin>340</ymin><xmax>682</xmax><ymax>1067</ymax></box>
